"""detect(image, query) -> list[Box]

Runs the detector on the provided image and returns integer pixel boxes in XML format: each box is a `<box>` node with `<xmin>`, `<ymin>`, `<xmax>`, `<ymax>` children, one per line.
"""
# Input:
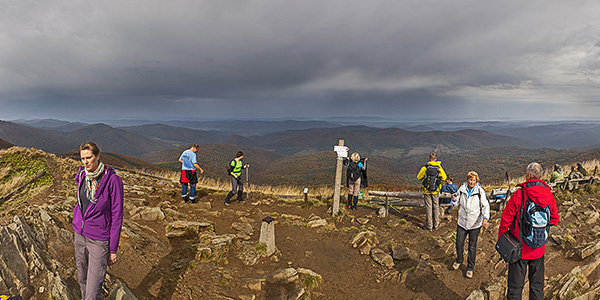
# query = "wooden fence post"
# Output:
<box><xmin>332</xmin><ymin>139</ymin><xmax>345</xmax><ymax>217</ymax></box>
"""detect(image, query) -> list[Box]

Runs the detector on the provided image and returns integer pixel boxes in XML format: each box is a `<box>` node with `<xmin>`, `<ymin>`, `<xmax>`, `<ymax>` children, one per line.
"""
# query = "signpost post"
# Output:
<box><xmin>332</xmin><ymin>139</ymin><xmax>348</xmax><ymax>217</ymax></box>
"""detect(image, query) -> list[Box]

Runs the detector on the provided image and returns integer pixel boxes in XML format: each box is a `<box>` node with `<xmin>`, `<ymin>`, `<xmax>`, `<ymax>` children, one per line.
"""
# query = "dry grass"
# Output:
<box><xmin>506</xmin><ymin>159</ymin><xmax>600</xmax><ymax>187</ymax></box>
<box><xmin>0</xmin><ymin>172</ymin><xmax>28</xmax><ymax>196</ymax></box>
<box><xmin>132</xmin><ymin>168</ymin><xmax>336</xmax><ymax>198</ymax></box>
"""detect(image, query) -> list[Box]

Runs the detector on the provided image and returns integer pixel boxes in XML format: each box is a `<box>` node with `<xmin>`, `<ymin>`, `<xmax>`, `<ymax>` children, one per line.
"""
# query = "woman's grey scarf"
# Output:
<box><xmin>84</xmin><ymin>162</ymin><xmax>105</xmax><ymax>204</ymax></box>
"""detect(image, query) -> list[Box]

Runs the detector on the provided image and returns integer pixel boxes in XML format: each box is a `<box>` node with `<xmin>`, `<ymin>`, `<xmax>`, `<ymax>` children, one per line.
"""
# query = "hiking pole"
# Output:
<box><xmin>246</xmin><ymin>167</ymin><xmax>251</xmax><ymax>201</ymax></box>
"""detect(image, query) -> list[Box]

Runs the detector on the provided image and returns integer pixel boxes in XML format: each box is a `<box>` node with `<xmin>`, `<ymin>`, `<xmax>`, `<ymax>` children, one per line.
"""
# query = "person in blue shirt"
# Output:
<box><xmin>440</xmin><ymin>176</ymin><xmax>458</xmax><ymax>212</ymax></box>
<box><xmin>179</xmin><ymin>144</ymin><xmax>204</xmax><ymax>203</ymax></box>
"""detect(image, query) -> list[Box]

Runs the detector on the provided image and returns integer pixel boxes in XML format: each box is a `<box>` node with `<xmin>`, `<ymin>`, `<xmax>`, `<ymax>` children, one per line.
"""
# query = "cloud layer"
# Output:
<box><xmin>1</xmin><ymin>0</ymin><xmax>599</xmax><ymax>121</ymax></box>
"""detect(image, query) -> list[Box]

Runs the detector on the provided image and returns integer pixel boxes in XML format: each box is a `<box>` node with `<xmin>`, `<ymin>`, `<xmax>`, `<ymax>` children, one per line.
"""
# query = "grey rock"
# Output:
<box><xmin>130</xmin><ymin>207</ymin><xmax>165</xmax><ymax>221</ymax></box>
<box><xmin>392</xmin><ymin>246</ymin><xmax>410</xmax><ymax>261</ymax></box>
<box><xmin>107</xmin><ymin>279</ymin><xmax>138</xmax><ymax>300</ymax></box>
<box><xmin>232</xmin><ymin>222</ymin><xmax>254</xmax><ymax>236</ymax></box>
<box><xmin>48</xmin><ymin>272</ymin><xmax>73</xmax><ymax>300</ymax></box>
<box><xmin>237</xmin><ymin>243</ymin><xmax>262</xmax><ymax>266</ymax></box>
<box><xmin>360</xmin><ymin>243</ymin><xmax>372</xmax><ymax>255</ymax></box>
<box><xmin>586</xmin><ymin>211</ymin><xmax>600</xmax><ymax>224</ymax></box>
<box><xmin>281</xmin><ymin>214</ymin><xmax>304</xmax><ymax>221</ymax></box>
<box><xmin>386</xmin><ymin>218</ymin><xmax>400</xmax><ymax>228</ymax></box>
<box><xmin>287</xmin><ymin>287</ymin><xmax>306</xmax><ymax>300</ymax></box>
<box><xmin>297</xmin><ymin>268</ymin><xmax>321</xmax><ymax>279</ymax></box>
<box><xmin>0</xmin><ymin>225</ymin><xmax>33</xmax><ymax>294</ymax></box>
<box><xmin>194</xmin><ymin>201</ymin><xmax>212</xmax><ymax>210</ymax></box>
<box><xmin>211</xmin><ymin>234</ymin><xmax>237</xmax><ymax>247</ymax></box>
<box><xmin>485</xmin><ymin>278</ymin><xmax>506</xmax><ymax>300</ymax></box>
<box><xmin>165</xmin><ymin>221</ymin><xmax>213</xmax><ymax>238</ymax></box>
<box><xmin>466</xmin><ymin>290</ymin><xmax>485</xmax><ymax>300</ymax></box>
<box><xmin>370</xmin><ymin>248</ymin><xmax>394</xmax><ymax>269</ymax></box>
<box><xmin>246</xmin><ymin>278</ymin><xmax>265</xmax><ymax>291</ymax></box>
<box><xmin>307</xmin><ymin>219</ymin><xmax>327</xmax><ymax>228</ymax></box>
<box><xmin>356</xmin><ymin>218</ymin><xmax>369</xmax><ymax>225</ymax></box>
<box><xmin>377</xmin><ymin>207</ymin><xmax>387</xmax><ymax>217</ymax></box>
<box><xmin>579</xmin><ymin>241</ymin><xmax>600</xmax><ymax>260</ymax></box>
<box><xmin>349</xmin><ymin>231</ymin><xmax>375</xmax><ymax>249</ymax></box>
<box><xmin>267</xmin><ymin>268</ymin><xmax>298</xmax><ymax>284</ymax></box>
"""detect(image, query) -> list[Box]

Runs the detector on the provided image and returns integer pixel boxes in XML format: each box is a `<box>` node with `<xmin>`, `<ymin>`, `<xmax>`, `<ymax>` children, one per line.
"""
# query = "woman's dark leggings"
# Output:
<box><xmin>455</xmin><ymin>225</ymin><xmax>481</xmax><ymax>271</ymax></box>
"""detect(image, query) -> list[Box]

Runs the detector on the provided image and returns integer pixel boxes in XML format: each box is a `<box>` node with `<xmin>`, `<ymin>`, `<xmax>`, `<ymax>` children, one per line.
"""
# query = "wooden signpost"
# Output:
<box><xmin>332</xmin><ymin>139</ymin><xmax>348</xmax><ymax>217</ymax></box>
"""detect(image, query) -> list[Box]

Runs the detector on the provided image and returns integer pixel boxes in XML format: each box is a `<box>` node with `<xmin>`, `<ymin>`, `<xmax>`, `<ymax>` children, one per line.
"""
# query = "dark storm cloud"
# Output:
<box><xmin>1</xmin><ymin>0</ymin><xmax>599</xmax><ymax>121</ymax></box>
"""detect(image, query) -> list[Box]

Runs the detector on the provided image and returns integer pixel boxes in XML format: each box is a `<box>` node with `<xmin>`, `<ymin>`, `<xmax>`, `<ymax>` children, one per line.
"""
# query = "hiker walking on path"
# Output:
<box><xmin>345</xmin><ymin>152</ymin><xmax>367</xmax><ymax>210</ymax></box>
<box><xmin>416</xmin><ymin>152</ymin><xmax>447</xmax><ymax>231</ymax></box>
<box><xmin>450</xmin><ymin>171</ymin><xmax>489</xmax><ymax>279</ymax></box>
<box><xmin>498</xmin><ymin>162</ymin><xmax>559</xmax><ymax>300</ymax></box>
<box><xmin>225</xmin><ymin>151</ymin><xmax>249</xmax><ymax>205</ymax></box>
<box><xmin>179</xmin><ymin>144</ymin><xmax>204</xmax><ymax>204</ymax></box>
<box><xmin>73</xmin><ymin>142</ymin><xmax>124</xmax><ymax>300</ymax></box>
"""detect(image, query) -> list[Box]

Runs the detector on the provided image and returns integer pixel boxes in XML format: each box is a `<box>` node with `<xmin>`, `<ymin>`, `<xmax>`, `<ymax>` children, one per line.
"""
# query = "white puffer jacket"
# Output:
<box><xmin>452</xmin><ymin>182</ymin><xmax>490</xmax><ymax>230</ymax></box>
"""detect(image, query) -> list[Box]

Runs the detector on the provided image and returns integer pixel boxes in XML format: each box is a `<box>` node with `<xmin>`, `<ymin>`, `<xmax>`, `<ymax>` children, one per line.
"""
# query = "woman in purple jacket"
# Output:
<box><xmin>73</xmin><ymin>142</ymin><xmax>124</xmax><ymax>300</ymax></box>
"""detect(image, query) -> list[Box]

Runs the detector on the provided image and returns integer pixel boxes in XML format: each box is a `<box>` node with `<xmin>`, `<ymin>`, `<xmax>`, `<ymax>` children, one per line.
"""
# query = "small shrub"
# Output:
<box><xmin>254</xmin><ymin>243</ymin><xmax>267</xmax><ymax>256</ymax></box>
<box><xmin>562</xmin><ymin>234</ymin><xmax>576</xmax><ymax>249</ymax></box>
<box><xmin>302</xmin><ymin>274</ymin><xmax>322</xmax><ymax>290</ymax></box>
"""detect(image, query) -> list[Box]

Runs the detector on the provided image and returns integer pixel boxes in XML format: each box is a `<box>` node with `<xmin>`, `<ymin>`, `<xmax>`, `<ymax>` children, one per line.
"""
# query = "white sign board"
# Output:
<box><xmin>333</xmin><ymin>146</ymin><xmax>349</xmax><ymax>158</ymax></box>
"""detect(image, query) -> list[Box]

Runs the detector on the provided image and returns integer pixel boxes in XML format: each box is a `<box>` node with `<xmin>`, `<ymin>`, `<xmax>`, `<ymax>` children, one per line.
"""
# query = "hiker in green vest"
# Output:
<box><xmin>225</xmin><ymin>151</ymin><xmax>249</xmax><ymax>206</ymax></box>
<box><xmin>549</xmin><ymin>164</ymin><xmax>564</xmax><ymax>183</ymax></box>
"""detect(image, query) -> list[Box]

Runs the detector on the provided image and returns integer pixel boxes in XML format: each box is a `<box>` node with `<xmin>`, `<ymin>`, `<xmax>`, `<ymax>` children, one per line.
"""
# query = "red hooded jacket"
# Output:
<box><xmin>498</xmin><ymin>179</ymin><xmax>559</xmax><ymax>260</ymax></box>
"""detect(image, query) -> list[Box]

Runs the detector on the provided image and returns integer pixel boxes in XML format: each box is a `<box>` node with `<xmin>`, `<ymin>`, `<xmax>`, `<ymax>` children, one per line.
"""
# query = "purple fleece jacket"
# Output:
<box><xmin>73</xmin><ymin>167</ymin><xmax>124</xmax><ymax>253</ymax></box>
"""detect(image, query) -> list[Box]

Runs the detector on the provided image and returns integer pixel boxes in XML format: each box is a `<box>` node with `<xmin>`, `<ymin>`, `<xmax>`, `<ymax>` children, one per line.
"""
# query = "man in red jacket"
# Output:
<box><xmin>498</xmin><ymin>162</ymin><xmax>559</xmax><ymax>300</ymax></box>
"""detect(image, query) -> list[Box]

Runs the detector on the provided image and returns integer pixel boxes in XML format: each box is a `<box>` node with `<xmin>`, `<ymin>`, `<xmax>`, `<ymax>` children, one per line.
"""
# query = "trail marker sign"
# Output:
<box><xmin>334</xmin><ymin>146</ymin><xmax>349</xmax><ymax>158</ymax></box>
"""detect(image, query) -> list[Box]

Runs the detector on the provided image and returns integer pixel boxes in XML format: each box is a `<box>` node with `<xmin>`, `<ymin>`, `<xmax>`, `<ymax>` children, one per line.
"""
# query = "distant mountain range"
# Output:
<box><xmin>3</xmin><ymin>118</ymin><xmax>600</xmax><ymax>188</ymax></box>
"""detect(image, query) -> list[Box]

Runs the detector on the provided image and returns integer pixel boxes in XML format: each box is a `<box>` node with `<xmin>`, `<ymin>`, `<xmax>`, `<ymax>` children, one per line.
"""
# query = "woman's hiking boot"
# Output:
<box><xmin>347</xmin><ymin>194</ymin><xmax>352</xmax><ymax>209</ymax></box>
<box><xmin>236</xmin><ymin>190</ymin><xmax>243</xmax><ymax>202</ymax></box>
<box><xmin>352</xmin><ymin>195</ymin><xmax>358</xmax><ymax>210</ymax></box>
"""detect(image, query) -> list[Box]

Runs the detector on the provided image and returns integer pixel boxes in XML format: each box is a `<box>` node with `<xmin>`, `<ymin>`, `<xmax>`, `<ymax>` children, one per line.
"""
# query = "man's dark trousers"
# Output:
<box><xmin>507</xmin><ymin>256</ymin><xmax>544</xmax><ymax>300</ymax></box>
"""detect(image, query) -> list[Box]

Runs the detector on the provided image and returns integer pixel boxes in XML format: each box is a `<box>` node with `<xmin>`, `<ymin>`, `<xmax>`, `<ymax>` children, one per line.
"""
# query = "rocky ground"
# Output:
<box><xmin>1</xmin><ymin>148</ymin><xmax>600</xmax><ymax>299</ymax></box>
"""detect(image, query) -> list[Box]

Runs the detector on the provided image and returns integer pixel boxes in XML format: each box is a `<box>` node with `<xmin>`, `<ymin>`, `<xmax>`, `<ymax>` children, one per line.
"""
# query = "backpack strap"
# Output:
<box><xmin>518</xmin><ymin>188</ymin><xmax>525</xmax><ymax>249</ymax></box>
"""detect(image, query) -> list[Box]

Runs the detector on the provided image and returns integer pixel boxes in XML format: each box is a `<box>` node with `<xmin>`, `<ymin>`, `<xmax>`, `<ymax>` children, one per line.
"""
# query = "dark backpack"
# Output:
<box><xmin>520</xmin><ymin>189</ymin><xmax>551</xmax><ymax>249</ymax></box>
<box><xmin>422</xmin><ymin>165</ymin><xmax>441</xmax><ymax>192</ymax></box>
<box><xmin>347</xmin><ymin>162</ymin><xmax>361</xmax><ymax>182</ymax></box>
<box><xmin>226</xmin><ymin>160</ymin><xmax>235</xmax><ymax>175</ymax></box>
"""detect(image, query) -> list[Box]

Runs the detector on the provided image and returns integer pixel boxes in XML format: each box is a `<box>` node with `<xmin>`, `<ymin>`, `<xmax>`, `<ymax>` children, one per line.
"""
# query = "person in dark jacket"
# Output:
<box><xmin>345</xmin><ymin>152</ymin><xmax>367</xmax><ymax>210</ymax></box>
<box><xmin>440</xmin><ymin>176</ymin><xmax>458</xmax><ymax>212</ymax></box>
<box><xmin>73</xmin><ymin>142</ymin><xmax>124</xmax><ymax>300</ymax></box>
<box><xmin>577</xmin><ymin>162</ymin><xmax>589</xmax><ymax>176</ymax></box>
<box><xmin>498</xmin><ymin>162</ymin><xmax>559</xmax><ymax>300</ymax></box>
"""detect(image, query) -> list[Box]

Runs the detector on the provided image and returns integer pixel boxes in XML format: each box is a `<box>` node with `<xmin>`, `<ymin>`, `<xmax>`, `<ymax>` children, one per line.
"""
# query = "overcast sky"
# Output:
<box><xmin>1</xmin><ymin>0</ymin><xmax>599</xmax><ymax>122</ymax></box>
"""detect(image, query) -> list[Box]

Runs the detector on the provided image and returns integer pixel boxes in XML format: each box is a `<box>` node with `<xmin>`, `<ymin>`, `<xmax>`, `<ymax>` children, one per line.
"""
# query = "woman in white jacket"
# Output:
<box><xmin>450</xmin><ymin>171</ymin><xmax>490</xmax><ymax>279</ymax></box>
